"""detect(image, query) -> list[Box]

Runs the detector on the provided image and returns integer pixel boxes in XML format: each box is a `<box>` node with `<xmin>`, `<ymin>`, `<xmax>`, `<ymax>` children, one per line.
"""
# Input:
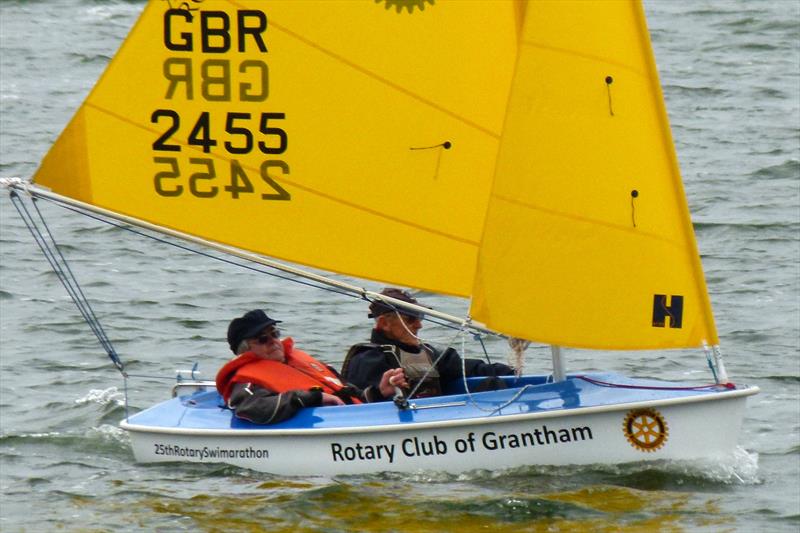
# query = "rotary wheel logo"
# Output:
<box><xmin>623</xmin><ymin>408</ymin><xmax>669</xmax><ymax>452</ymax></box>
<box><xmin>375</xmin><ymin>0</ymin><xmax>435</xmax><ymax>14</ymax></box>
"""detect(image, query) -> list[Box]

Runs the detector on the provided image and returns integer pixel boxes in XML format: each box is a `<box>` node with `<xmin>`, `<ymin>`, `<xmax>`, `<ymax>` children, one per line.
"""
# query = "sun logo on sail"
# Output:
<box><xmin>375</xmin><ymin>0</ymin><xmax>435</xmax><ymax>14</ymax></box>
<box><xmin>623</xmin><ymin>408</ymin><xmax>669</xmax><ymax>452</ymax></box>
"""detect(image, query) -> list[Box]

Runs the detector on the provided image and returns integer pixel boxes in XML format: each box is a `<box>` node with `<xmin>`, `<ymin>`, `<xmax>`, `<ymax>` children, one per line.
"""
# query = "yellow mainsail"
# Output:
<box><xmin>33</xmin><ymin>0</ymin><xmax>717</xmax><ymax>350</ymax></box>
<box><xmin>33</xmin><ymin>0</ymin><xmax>519</xmax><ymax>297</ymax></box>
<box><xmin>470</xmin><ymin>1</ymin><xmax>718</xmax><ymax>349</ymax></box>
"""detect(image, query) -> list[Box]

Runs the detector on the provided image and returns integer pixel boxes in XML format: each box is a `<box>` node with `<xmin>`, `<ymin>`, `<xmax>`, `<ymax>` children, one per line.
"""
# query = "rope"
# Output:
<box><xmin>9</xmin><ymin>191</ymin><xmax>125</xmax><ymax>375</ymax></box>
<box><xmin>389</xmin><ymin>312</ymin><xmax>510</xmax><ymax>410</ymax></box>
<box><xmin>396</xmin><ymin>310</ymin><xmax>470</xmax><ymax>400</ymax></box>
<box><xmin>16</xmin><ymin>191</ymin><xmax>509</xmax><ymax>391</ymax></box>
<box><xmin>454</xmin><ymin>329</ymin><xmax>538</xmax><ymax>413</ymax></box>
<box><xmin>11</xmin><ymin>190</ymin><xmax>733</xmax><ymax>415</ymax></box>
<box><xmin>575</xmin><ymin>375</ymin><xmax>736</xmax><ymax>391</ymax></box>
<box><xmin>363</xmin><ymin>292</ymin><xmax>501</xmax><ymax>336</ymax></box>
<box><xmin>474</xmin><ymin>334</ymin><xmax>494</xmax><ymax>365</ymax></box>
<box><xmin>387</xmin><ymin>309</ymin><xmax>529</xmax><ymax>413</ymax></box>
<box><xmin>507</xmin><ymin>337</ymin><xmax>530</xmax><ymax>377</ymax></box>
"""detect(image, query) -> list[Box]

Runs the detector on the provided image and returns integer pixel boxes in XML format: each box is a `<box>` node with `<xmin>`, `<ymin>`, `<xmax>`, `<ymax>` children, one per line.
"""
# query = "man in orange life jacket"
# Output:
<box><xmin>216</xmin><ymin>310</ymin><xmax>406</xmax><ymax>424</ymax></box>
<box><xmin>341</xmin><ymin>288</ymin><xmax>514</xmax><ymax>400</ymax></box>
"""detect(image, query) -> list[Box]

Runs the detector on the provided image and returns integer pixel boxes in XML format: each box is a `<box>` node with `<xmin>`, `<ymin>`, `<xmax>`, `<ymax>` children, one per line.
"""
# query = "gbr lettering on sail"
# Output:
<box><xmin>151</xmin><ymin>7</ymin><xmax>290</xmax><ymax>201</ymax></box>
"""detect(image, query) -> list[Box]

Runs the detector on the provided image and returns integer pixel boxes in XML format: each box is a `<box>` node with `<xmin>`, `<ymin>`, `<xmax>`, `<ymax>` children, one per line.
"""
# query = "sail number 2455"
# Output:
<box><xmin>151</xmin><ymin>109</ymin><xmax>290</xmax><ymax>200</ymax></box>
<box><xmin>151</xmin><ymin>110</ymin><xmax>286</xmax><ymax>155</ymax></box>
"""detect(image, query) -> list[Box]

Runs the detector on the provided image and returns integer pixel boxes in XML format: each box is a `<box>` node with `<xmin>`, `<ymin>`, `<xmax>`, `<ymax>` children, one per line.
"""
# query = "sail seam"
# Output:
<box><xmin>81</xmin><ymin>100</ymin><xmax>481</xmax><ymax>249</ymax></box>
<box><xmin>519</xmin><ymin>40</ymin><xmax>646</xmax><ymax>78</ymax></box>
<box><xmin>264</xmin><ymin>19</ymin><xmax>501</xmax><ymax>140</ymax></box>
<box><xmin>491</xmin><ymin>192</ymin><xmax>681</xmax><ymax>248</ymax></box>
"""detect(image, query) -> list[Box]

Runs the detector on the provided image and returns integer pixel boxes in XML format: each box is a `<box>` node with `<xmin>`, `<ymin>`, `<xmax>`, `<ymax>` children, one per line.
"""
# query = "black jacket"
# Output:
<box><xmin>341</xmin><ymin>329</ymin><xmax>514</xmax><ymax>401</ymax></box>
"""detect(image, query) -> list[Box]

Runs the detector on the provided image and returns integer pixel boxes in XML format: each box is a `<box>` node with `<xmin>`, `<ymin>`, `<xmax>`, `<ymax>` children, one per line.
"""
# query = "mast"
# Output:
<box><xmin>550</xmin><ymin>345</ymin><xmax>566</xmax><ymax>382</ymax></box>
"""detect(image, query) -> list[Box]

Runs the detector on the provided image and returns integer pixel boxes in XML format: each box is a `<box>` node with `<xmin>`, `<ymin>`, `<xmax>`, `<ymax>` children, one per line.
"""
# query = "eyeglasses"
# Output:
<box><xmin>254</xmin><ymin>329</ymin><xmax>280</xmax><ymax>344</ymax></box>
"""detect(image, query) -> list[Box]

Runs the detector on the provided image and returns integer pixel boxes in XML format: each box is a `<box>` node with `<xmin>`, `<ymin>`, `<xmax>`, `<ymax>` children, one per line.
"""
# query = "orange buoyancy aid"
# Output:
<box><xmin>215</xmin><ymin>337</ymin><xmax>362</xmax><ymax>404</ymax></box>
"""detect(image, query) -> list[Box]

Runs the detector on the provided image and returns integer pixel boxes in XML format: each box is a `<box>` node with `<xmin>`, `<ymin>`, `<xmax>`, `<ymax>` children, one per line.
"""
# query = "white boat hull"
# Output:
<box><xmin>122</xmin><ymin>382</ymin><xmax>756</xmax><ymax>476</ymax></box>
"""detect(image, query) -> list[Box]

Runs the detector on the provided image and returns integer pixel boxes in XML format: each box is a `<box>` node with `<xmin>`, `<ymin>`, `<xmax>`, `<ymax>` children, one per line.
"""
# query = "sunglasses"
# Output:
<box><xmin>254</xmin><ymin>329</ymin><xmax>281</xmax><ymax>344</ymax></box>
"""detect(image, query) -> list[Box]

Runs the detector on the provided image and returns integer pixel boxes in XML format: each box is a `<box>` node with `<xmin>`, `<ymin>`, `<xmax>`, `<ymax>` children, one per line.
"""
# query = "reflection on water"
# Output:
<box><xmin>95</xmin><ymin>474</ymin><xmax>740</xmax><ymax>532</ymax></box>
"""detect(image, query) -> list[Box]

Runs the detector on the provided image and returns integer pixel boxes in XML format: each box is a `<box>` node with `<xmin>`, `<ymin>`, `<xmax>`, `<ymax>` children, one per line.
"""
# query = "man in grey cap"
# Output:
<box><xmin>216</xmin><ymin>309</ymin><xmax>404</xmax><ymax>424</ymax></box>
<box><xmin>341</xmin><ymin>288</ymin><xmax>513</xmax><ymax>401</ymax></box>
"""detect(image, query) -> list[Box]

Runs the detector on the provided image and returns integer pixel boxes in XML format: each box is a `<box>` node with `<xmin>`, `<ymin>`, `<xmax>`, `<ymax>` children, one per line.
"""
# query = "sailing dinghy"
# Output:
<box><xmin>3</xmin><ymin>0</ymin><xmax>758</xmax><ymax>475</ymax></box>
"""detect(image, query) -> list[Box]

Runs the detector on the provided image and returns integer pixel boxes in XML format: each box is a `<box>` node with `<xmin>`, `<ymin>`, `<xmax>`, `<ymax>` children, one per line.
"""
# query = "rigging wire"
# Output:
<box><xmin>9</xmin><ymin>191</ymin><xmax>126</xmax><ymax>375</ymax></box>
<box><xmin>401</xmin><ymin>313</ymin><xmax>473</xmax><ymax>401</ymax></box>
<box><xmin>7</xmin><ymin>189</ymin><xmax>731</xmax><ymax>421</ymax></box>
<box><xmin>390</xmin><ymin>311</ymin><xmax>513</xmax><ymax>408</ymax></box>
<box><xmin>32</xmin><ymin>193</ymin><xmax>495</xmax><ymax>337</ymax></box>
<box><xmin>41</xmin><ymin>195</ymin><xmax>355</xmax><ymax>299</ymax></box>
<box><xmin>13</xmin><ymin>189</ymin><xmax>508</xmax><ymax>402</ymax></box>
<box><xmin>458</xmin><ymin>330</ymin><xmax>536</xmax><ymax>414</ymax></box>
<box><xmin>575</xmin><ymin>375</ymin><xmax>735</xmax><ymax>391</ymax></box>
<box><xmin>10</xmin><ymin>186</ymin><xmax>516</xmax><ymax>417</ymax></box>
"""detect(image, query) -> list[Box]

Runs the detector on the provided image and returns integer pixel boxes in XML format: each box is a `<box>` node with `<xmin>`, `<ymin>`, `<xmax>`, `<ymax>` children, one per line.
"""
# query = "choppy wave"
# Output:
<box><xmin>694</xmin><ymin>221</ymin><xmax>800</xmax><ymax>230</ymax></box>
<box><xmin>409</xmin><ymin>448</ymin><xmax>762</xmax><ymax>487</ymax></box>
<box><xmin>751</xmin><ymin>159</ymin><xmax>800</xmax><ymax>180</ymax></box>
<box><xmin>0</xmin><ymin>424</ymin><xmax>129</xmax><ymax>454</ymax></box>
<box><xmin>662</xmin><ymin>84</ymin><xmax>727</xmax><ymax>97</ymax></box>
<box><xmin>75</xmin><ymin>386</ymin><xmax>125</xmax><ymax>407</ymax></box>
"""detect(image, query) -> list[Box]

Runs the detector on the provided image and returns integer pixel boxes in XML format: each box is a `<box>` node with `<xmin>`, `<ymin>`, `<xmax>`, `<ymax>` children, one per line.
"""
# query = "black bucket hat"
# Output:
<box><xmin>227</xmin><ymin>309</ymin><xmax>281</xmax><ymax>353</ymax></box>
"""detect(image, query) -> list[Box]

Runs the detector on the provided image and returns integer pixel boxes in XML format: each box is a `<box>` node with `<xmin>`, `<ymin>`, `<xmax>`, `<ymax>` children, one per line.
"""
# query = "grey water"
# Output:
<box><xmin>0</xmin><ymin>0</ymin><xmax>798</xmax><ymax>531</ymax></box>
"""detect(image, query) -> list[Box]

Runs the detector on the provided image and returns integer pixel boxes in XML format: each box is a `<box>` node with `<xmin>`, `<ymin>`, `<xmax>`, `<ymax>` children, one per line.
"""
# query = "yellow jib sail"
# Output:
<box><xmin>33</xmin><ymin>0</ymin><xmax>519</xmax><ymax>297</ymax></box>
<box><xmin>470</xmin><ymin>0</ymin><xmax>718</xmax><ymax>349</ymax></box>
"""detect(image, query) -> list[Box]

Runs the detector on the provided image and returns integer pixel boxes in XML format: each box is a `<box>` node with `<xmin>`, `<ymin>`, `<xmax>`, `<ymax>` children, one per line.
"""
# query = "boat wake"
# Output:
<box><xmin>86</xmin><ymin>423</ymin><xmax>130</xmax><ymax>446</ymax></box>
<box><xmin>505</xmin><ymin>447</ymin><xmax>761</xmax><ymax>486</ymax></box>
<box><xmin>357</xmin><ymin>446</ymin><xmax>760</xmax><ymax>487</ymax></box>
<box><xmin>75</xmin><ymin>386</ymin><xmax>125</xmax><ymax>407</ymax></box>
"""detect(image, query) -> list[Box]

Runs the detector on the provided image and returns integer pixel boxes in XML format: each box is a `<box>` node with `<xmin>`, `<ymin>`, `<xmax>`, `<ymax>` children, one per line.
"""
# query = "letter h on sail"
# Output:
<box><xmin>652</xmin><ymin>294</ymin><xmax>683</xmax><ymax>328</ymax></box>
